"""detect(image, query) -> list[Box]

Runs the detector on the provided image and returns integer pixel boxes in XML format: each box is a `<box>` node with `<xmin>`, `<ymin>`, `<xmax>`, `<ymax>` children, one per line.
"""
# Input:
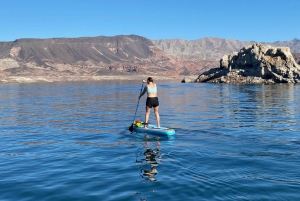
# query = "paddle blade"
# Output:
<box><xmin>129</xmin><ymin>123</ymin><xmax>134</xmax><ymax>132</ymax></box>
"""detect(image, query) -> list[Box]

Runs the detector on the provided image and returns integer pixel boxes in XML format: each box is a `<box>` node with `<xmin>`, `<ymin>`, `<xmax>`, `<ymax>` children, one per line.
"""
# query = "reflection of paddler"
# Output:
<box><xmin>144</xmin><ymin>164</ymin><xmax>158</xmax><ymax>175</ymax></box>
<box><xmin>140</xmin><ymin>134</ymin><xmax>162</xmax><ymax>182</ymax></box>
<box><xmin>144</xmin><ymin>148</ymin><xmax>159</xmax><ymax>163</ymax></box>
<box><xmin>143</xmin><ymin>164</ymin><xmax>158</xmax><ymax>182</ymax></box>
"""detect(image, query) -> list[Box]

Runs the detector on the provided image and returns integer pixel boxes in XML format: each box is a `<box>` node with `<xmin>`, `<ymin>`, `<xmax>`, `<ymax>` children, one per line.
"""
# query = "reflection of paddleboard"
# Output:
<box><xmin>133</xmin><ymin>124</ymin><xmax>175</xmax><ymax>135</ymax></box>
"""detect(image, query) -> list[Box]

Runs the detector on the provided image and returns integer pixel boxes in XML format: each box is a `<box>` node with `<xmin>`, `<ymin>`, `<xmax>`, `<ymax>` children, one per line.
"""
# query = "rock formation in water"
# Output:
<box><xmin>196</xmin><ymin>43</ymin><xmax>300</xmax><ymax>84</ymax></box>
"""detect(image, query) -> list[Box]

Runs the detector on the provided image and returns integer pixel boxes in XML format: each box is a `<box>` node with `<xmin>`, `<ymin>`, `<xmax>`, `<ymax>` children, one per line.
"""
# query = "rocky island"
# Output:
<box><xmin>196</xmin><ymin>43</ymin><xmax>300</xmax><ymax>84</ymax></box>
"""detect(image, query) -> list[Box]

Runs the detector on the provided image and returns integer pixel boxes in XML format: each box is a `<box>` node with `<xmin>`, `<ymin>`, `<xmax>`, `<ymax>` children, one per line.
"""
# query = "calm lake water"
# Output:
<box><xmin>1</xmin><ymin>80</ymin><xmax>300</xmax><ymax>201</ymax></box>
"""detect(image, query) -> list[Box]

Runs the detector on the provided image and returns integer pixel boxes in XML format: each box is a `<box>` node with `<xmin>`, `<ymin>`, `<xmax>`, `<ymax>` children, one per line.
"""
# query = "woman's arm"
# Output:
<box><xmin>139</xmin><ymin>86</ymin><xmax>147</xmax><ymax>99</ymax></box>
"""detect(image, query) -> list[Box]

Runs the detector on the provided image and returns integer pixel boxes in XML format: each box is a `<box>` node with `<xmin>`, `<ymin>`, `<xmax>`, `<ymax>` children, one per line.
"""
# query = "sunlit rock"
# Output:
<box><xmin>197</xmin><ymin>43</ymin><xmax>300</xmax><ymax>84</ymax></box>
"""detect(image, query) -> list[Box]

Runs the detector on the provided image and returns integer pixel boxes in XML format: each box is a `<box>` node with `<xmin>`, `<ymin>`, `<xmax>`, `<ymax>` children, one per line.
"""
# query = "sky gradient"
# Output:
<box><xmin>1</xmin><ymin>0</ymin><xmax>299</xmax><ymax>42</ymax></box>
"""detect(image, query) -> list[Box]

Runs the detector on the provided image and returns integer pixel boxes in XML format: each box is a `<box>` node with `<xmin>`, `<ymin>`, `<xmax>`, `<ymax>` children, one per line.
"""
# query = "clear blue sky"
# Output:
<box><xmin>0</xmin><ymin>0</ymin><xmax>299</xmax><ymax>42</ymax></box>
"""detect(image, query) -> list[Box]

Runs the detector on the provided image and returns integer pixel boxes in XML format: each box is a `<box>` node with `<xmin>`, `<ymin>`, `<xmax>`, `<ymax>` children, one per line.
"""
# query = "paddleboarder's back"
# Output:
<box><xmin>139</xmin><ymin>77</ymin><xmax>160</xmax><ymax>128</ymax></box>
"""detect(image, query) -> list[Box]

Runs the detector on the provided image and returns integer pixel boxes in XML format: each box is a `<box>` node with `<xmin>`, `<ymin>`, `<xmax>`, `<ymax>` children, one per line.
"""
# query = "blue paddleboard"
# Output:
<box><xmin>133</xmin><ymin>124</ymin><xmax>175</xmax><ymax>135</ymax></box>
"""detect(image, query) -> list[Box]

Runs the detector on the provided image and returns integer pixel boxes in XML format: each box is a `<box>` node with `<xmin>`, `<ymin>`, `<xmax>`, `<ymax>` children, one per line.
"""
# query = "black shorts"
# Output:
<box><xmin>146</xmin><ymin>97</ymin><xmax>159</xmax><ymax>108</ymax></box>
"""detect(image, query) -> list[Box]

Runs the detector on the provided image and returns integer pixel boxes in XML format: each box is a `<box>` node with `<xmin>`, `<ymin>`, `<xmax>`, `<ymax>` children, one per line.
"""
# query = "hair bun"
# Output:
<box><xmin>147</xmin><ymin>77</ymin><xmax>153</xmax><ymax>82</ymax></box>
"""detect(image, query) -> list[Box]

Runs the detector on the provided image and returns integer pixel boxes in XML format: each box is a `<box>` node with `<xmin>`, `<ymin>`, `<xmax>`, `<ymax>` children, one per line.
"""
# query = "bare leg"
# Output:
<box><xmin>145</xmin><ymin>106</ymin><xmax>151</xmax><ymax>127</ymax></box>
<box><xmin>154</xmin><ymin>106</ymin><xmax>160</xmax><ymax>128</ymax></box>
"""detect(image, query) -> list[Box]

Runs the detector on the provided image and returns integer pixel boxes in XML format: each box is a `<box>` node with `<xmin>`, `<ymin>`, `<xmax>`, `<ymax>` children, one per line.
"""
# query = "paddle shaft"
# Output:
<box><xmin>132</xmin><ymin>83</ymin><xmax>144</xmax><ymax>123</ymax></box>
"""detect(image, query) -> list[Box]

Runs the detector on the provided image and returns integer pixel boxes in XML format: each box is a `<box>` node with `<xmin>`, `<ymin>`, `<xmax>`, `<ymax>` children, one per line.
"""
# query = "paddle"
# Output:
<box><xmin>129</xmin><ymin>80</ymin><xmax>146</xmax><ymax>132</ymax></box>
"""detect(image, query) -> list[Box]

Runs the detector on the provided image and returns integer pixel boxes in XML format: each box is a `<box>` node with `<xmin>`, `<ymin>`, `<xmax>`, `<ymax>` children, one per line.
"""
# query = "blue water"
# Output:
<box><xmin>1</xmin><ymin>80</ymin><xmax>300</xmax><ymax>201</ymax></box>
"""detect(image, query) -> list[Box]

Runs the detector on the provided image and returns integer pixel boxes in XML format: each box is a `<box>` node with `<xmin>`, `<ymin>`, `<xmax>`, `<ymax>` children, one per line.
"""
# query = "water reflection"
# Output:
<box><xmin>222</xmin><ymin>84</ymin><xmax>299</xmax><ymax>130</ymax></box>
<box><xmin>2</xmin><ymin>80</ymin><xmax>300</xmax><ymax>200</ymax></box>
<box><xmin>136</xmin><ymin>134</ymin><xmax>162</xmax><ymax>182</ymax></box>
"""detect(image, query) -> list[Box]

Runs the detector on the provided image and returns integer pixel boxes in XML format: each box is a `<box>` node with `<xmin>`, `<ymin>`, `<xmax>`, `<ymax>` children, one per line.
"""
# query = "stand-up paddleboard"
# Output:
<box><xmin>133</xmin><ymin>120</ymin><xmax>175</xmax><ymax>135</ymax></box>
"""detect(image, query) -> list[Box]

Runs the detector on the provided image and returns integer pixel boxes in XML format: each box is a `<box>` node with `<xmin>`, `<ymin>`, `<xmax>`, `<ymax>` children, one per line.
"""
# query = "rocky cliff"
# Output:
<box><xmin>196</xmin><ymin>43</ymin><xmax>300</xmax><ymax>84</ymax></box>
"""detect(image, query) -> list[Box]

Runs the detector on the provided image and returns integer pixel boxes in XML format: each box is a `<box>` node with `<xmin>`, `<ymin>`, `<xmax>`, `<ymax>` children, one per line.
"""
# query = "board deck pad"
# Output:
<box><xmin>133</xmin><ymin>122</ymin><xmax>175</xmax><ymax>135</ymax></box>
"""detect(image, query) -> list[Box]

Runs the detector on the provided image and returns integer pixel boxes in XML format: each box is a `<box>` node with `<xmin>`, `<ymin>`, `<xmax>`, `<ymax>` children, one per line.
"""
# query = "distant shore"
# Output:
<box><xmin>0</xmin><ymin>75</ymin><xmax>198</xmax><ymax>84</ymax></box>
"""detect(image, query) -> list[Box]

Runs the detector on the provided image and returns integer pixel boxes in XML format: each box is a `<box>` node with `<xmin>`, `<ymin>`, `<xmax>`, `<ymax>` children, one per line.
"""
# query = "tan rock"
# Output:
<box><xmin>9</xmin><ymin>47</ymin><xmax>21</xmax><ymax>57</ymax></box>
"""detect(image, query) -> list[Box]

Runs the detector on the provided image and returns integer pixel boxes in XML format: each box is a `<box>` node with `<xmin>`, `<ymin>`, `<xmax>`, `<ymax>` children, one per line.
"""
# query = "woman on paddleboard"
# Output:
<box><xmin>138</xmin><ymin>77</ymin><xmax>160</xmax><ymax>128</ymax></box>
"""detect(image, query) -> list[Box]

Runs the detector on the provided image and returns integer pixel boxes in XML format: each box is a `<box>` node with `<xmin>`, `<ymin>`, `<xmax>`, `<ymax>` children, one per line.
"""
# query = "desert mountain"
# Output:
<box><xmin>292</xmin><ymin>53</ymin><xmax>300</xmax><ymax>64</ymax></box>
<box><xmin>0</xmin><ymin>35</ymin><xmax>299</xmax><ymax>82</ymax></box>
<box><xmin>152</xmin><ymin>38</ymin><xmax>300</xmax><ymax>63</ymax></box>
<box><xmin>0</xmin><ymin>35</ymin><xmax>216</xmax><ymax>79</ymax></box>
<box><xmin>271</xmin><ymin>38</ymin><xmax>300</xmax><ymax>53</ymax></box>
<box><xmin>152</xmin><ymin>38</ymin><xmax>253</xmax><ymax>60</ymax></box>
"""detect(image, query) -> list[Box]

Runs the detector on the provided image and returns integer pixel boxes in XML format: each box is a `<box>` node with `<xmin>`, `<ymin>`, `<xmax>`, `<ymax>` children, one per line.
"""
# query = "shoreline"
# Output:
<box><xmin>0</xmin><ymin>75</ymin><xmax>198</xmax><ymax>84</ymax></box>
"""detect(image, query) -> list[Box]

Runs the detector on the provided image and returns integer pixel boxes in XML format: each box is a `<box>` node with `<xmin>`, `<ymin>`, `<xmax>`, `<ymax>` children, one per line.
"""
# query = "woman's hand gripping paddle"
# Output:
<box><xmin>129</xmin><ymin>80</ymin><xmax>146</xmax><ymax>132</ymax></box>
